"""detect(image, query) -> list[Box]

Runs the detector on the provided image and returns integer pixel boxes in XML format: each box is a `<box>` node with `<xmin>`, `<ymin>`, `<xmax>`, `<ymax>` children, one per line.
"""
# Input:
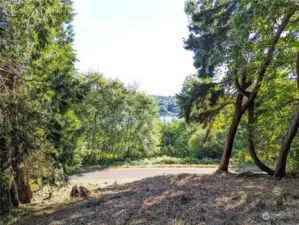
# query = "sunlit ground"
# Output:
<box><xmin>10</xmin><ymin>173</ymin><xmax>299</xmax><ymax>225</ymax></box>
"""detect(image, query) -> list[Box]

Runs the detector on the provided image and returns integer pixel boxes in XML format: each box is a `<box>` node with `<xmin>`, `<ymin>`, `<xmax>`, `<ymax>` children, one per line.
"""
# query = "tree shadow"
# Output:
<box><xmin>13</xmin><ymin>173</ymin><xmax>299</xmax><ymax>225</ymax></box>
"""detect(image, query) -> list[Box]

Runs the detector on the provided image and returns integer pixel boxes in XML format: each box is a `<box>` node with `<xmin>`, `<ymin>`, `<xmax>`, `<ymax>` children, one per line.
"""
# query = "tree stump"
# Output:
<box><xmin>70</xmin><ymin>185</ymin><xmax>90</xmax><ymax>198</ymax></box>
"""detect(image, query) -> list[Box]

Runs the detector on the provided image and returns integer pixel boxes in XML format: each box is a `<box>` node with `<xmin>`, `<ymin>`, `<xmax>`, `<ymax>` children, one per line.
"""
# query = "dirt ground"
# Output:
<box><xmin>11</xmin><ymin>173</ymin><xmax>299</xmax><ymax>225</ymax></box>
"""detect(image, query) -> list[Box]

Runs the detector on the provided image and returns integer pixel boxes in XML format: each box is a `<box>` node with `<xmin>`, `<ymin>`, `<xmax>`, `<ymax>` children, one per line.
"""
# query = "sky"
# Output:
<box><xmin>73</xmin><ymin>0</ymin><xmax>196</xmax><ymax>96</ymax></box>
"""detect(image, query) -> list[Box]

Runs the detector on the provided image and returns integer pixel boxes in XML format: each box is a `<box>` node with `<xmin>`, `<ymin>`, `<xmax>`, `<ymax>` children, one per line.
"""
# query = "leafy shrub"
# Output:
<box><xmin>160</xmin><ymin>120</ymin><xmax>190</xmax><ymax>157</ymax></box>
<box><xmin>188</xmin><ymin>126</ymin><xmax>224</xmax><ymax>159</ymax></box>
<box><xmin>111</xmin><ymin>156</ymin><xmax>219</xmax><ymax>166</ymax></box>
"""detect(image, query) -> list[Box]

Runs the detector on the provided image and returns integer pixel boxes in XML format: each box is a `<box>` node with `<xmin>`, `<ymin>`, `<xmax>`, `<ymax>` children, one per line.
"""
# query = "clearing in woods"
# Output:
<box><xmin>9</xmin><ymin>169</ymin><xmax>299</xmax><ymax>225</ymax></box>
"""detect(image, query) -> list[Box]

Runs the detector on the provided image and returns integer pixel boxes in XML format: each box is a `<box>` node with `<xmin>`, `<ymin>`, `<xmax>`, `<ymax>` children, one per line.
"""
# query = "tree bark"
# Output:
<box><xmin>247</xmin><ymin>102</ymin><xmax>274</xmax><ymax>175</ymax></box>
<box><xmin>0</xmin><ymin>136</ymin><xmax>20</xmax><ymax>214</ymax></box>
<box><xmin>274</xmin><ymin>52</ymin><xmax>299</xmax><ymax>178</ymax></box>
<box><xmin>219</xmin><ymin>9</ymin><xmax>296</xmax><ymax>173</ymax></box>
<box><xmin>218</xmin><ymin>94</ymin><xmax>243</xmax><ymax>172</ymax></box>
<box><xmin>274</xmin><ymin>103</ymin><xmax>299</xmax><ymax>177</ymax></box>
<box><xmin>11</xmin><ymin>142</ymin><xmax>32</xmax><ymax>204</ymax></box>
<box><xmin>10</xmin><ymin>178</ymin><xmax>20</xmax><ymax>207</ymax></box>
<box><xmin>0</xmin><ymin>183</ymin><xmax>11</xmax><ymax>215</ymax></box>
<box><xmin>15</xmin><ymin>166</ymin><xmax>32</xmax><ymax>204</ymax></box>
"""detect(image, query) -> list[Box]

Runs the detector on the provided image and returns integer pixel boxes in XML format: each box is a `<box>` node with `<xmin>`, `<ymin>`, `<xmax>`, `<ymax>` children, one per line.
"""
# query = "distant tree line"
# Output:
<box><xmin>153</xmin><ymin>95</ymin><xmax>180</xmax><ymax>117</ymax></box>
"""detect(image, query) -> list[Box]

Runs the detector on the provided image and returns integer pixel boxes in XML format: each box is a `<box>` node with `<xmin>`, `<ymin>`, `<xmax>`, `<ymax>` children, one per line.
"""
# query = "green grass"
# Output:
<box><xmin>124</xmin><ymin>156</ymin><xmax>220</xmax><ymax>165</ymax></box>
<box><xmin>230</xmin><ymin>157</ymin><xmax>276</xmax><ymax>168</ymax></box>
<box><xmin>71</xmin><ymin>156</ymin><xmax>263</xmax><ymax>175</ymax></box>
<box><xmin>74</xmin><ymin>156</ymin><xmax>221</xmax><ymax>174</ymax></box>
<box><xmin>73</xmin><ymin>156</ymin><xmax>264</xmax><ymax>175</ymax></box>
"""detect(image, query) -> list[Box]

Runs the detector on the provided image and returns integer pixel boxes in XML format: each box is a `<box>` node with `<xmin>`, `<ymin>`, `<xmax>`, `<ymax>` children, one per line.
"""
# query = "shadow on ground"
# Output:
<box><xmin>14</xmin><ymin>173</ymin><xmax>299</xmax><ymax>225</ymax></box>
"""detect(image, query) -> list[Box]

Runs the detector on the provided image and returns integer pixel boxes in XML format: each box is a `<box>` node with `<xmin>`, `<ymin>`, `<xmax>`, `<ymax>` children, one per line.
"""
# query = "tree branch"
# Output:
<box><xmin>296</xmin><ymin>52</ymin><xmax>299</xmax><ymax>90</ymax></box>
<box><xmin>241</xmin><ymin>7</ymin><xmax>297</xmax><ymax>112</ymax></box>
<box><xmin>234</xmin><ymin>77</ymin><xmax>250</xmax><ymax>97</ymax></box>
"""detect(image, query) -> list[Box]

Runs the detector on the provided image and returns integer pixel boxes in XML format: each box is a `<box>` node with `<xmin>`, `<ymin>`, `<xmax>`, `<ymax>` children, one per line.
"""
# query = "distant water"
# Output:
<box><xmin>160</xmin><ymin>115</ymin><xmax>178</xmax><ymax>123</ymax></box>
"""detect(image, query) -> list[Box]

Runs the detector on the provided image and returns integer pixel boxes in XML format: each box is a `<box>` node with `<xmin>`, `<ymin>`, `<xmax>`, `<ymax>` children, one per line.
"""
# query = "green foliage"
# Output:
<box><xmin>180</xmin><ymin>0</ymin><xmax>299</xmax><ymax>173</ymax></box>
<box><xmin>160</xmin><ymin>119</ymin><xmax>190</xmax><ymax>157</ymax></box>
<box><xmin>78</xmin><ymin>156</ymin><xmax>220</xmax><ymax>171</ymax></box>
<box><xmin>188</xmin><ymin>127</ymin><xmax>224</xmax><ymax>159</ymax></box>
<box><xmin>160</xmin><ymin>119</ymin><xmax>227</xmax><ymax>160</ymax></box>
<box><xmin>153</xmin><ymin>95</ymin><xmax>180</xmax><ymax>117</ymax></box>
<box><xmin>2</xmin><ymin>0</ymin><xmax>299</xmax><ymax>215</ymax></box>
<box><xmin>129</xmin><ymin>156</ymin><xmax>220</xmax><ymax>165</ymax></box>
<box><xmin>76</xmin><ymin>73</ymin><xmax>161</xmax><ymax>164</ymax></box>
<box><xmin>0</xmin><ymin>0</ymin><xmax>82</xmax><ymax>213</ymax></box>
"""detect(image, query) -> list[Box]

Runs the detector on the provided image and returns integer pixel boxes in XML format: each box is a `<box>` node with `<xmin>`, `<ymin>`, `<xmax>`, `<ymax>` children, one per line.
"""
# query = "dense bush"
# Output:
<box><xmin>160</xmin><ymin>120</ymin><xmax>190</xmax><ymax>157</ymax></box>
<box><xmin>77</xmin><ymin>73</ymin><xmax>161</xmax><ymax>164</ymax></box>
<box><xmin>160</xmin><ymin>119</ymin><xmax>225</xmax><ymax>160</ymax></box>
<box><xmin>188</xmin><ymin>128</ymin><xmax>224</xmax><ymax>159</ymax></box>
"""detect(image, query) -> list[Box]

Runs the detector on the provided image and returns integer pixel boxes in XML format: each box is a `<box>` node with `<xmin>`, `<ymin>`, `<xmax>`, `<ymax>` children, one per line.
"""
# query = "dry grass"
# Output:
<box><xmin>10</xmin><ymin>173</ymin><xmax>299</xmax><ymax>225</ymax></box>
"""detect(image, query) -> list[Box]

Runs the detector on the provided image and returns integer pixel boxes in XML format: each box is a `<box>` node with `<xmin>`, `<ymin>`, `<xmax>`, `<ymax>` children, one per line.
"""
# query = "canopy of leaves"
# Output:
<box><xmin>76</xmin><ymin>73</ymin><xmax>161</xmax><ymax>163</ymax></box>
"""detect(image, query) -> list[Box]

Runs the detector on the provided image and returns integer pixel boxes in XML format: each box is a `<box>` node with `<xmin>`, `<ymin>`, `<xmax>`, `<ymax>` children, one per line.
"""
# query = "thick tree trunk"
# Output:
<box><xmin>247</xmin><ymin>102</ymin><xmax>274</xmax><ymax>175</ymax></box>
<box><xmin>0</xmin><ymin>136</ymin><xmax>20</xmax><ymax>214</ymax></box>
<box><xmin>0</xmin><ymin>182</ymin><xmax>19</xmax><ymax>214</ymax></box>
<box><xmin>0</xmin><ymin>183</ymin><xmax>12</xmax><ymax>215</ymax></box>
<box><xmin>11</xmin><ymin>143</ymin><xmax>32</xmax><ymax>204</ymax></box>
<box><xmin>218</xmin><ymin>94</ymin><xmax>243</xmax><ymax>172</ymax></box>
<box><xmin>15</xmin><ymin>166</ymin><xmax>32</xmax><ymax>204</ymax></box>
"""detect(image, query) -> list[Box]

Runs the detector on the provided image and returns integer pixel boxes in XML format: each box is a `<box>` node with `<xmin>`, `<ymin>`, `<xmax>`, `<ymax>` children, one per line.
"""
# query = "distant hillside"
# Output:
<box><xmin>153</xmin><ymin>95</ymin><xmax>180</xmax><ymax>117</ymax></box>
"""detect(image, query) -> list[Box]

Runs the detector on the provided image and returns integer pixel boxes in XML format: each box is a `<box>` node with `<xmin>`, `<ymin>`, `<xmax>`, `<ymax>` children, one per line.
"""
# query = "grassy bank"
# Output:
<box><xmin>75</xmin><ymin>156</ymin><xmax>221</xmax><ymax>173</ymax></box>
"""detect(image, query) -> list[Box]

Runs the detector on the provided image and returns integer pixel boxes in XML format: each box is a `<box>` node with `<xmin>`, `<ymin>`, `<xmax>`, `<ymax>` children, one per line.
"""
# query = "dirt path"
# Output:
<box><xmin>70</xmin><ymin>167</ymin><xmax>262</xmax><ymax>186</ymax></box>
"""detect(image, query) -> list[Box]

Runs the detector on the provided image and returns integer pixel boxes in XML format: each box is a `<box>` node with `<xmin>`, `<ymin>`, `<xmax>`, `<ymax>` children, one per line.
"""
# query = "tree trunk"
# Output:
<box><xmin>274</xmin><ymin>102</ymin><xmax>299</xmax><ymax>177</ymax></box>
<box><xmin>247</xmin><ymin>102</ymin><xmax>274</xmax><ymax>175</ymax></box>
<box><xmin>220</xmin><ymin>9</ymin><xmax>296</xmax><ymax>175</ymax></box>
<box><xmin>218</xmin><ymin>94</ymin><xmax>243</xmax><ymax>172</ymax></box>
<box><xmin>0</xmin><ymin>136</ymin><xmax>20</xmax><ymax>214</ymax></box>
<box><xmin>0</xmin><ymin>183</ymin><xmax>12</xmax><ymax>215</ymax></box>
<box><xmin>15</xmin><ymin>166</ymin><xmax>32</xmax><ymax>204</ymax></box>
<box><xmin>10</xmin><ymin>179</ymin><xmax>20</xmax><ymax>207</ymax></box>
<box><xmin>0</xmin><ymin>182</ymin><xmax>19</xmax><ymax>214</ymax></box>
<box><xmin>274</xmin><ymin>53</ymin><xmax>299</xmax><ymax>177</ymax></box>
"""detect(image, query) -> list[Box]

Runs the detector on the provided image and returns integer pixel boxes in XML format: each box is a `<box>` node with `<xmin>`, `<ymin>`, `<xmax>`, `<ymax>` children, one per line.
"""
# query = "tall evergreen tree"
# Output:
<box><xmin>0</xmin><ymin>0</ymin><xmax>78</xmax><ymax>213</ymax></box>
